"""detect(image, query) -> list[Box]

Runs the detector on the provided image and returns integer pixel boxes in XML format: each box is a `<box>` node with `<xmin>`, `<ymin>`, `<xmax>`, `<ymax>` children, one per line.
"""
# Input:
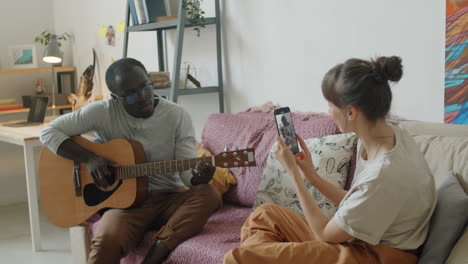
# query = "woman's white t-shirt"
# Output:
<box><xmin>333</xmin><ymin>124</ymin><xmax>436</xmax><ymax>250</ymax></box>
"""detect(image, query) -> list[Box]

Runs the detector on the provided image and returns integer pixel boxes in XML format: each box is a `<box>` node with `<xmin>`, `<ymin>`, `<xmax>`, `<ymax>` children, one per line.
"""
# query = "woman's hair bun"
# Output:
<box><xmin>373</xmin><ymin>56</ymin><xmax>403</xmax><ymax>82</ymax></box>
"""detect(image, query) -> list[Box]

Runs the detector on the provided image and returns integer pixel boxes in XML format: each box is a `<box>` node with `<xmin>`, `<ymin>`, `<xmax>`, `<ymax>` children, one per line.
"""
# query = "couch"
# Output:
<box><xmin>69</xmin><ymin>111</ymin><xmax>468</xmax><ymax>264</ymax></box>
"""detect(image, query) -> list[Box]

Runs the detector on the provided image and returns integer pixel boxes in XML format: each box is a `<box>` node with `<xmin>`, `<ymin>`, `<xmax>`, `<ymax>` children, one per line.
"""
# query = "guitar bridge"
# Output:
<box><xmin>73</xmin><ymin>161</ymin><xmax>82</xmax><ymax>196</ymax></box>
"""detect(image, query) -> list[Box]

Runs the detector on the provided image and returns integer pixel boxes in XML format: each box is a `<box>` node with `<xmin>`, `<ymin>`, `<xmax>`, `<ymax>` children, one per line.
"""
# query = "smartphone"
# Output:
<box><xmin>274</xmin><ymin>107</ymin><xmax>300</xmax><ymax>154</ymax></box>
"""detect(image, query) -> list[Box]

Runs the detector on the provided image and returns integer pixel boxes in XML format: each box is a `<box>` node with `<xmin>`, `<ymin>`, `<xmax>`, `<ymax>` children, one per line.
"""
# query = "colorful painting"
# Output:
<box><xmin>8</xmin><ymin>44</ymin><xmax>37</xmax><ymax>69</ymax></box>
<box><xmin>445</xmin><ymin>0</ymin><xmax>468</xmax><ymax>124</ymax></box>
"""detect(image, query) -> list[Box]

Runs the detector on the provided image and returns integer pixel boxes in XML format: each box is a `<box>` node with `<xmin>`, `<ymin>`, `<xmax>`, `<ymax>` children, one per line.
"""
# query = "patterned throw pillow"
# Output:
<box><xmin>254</xmin><ymin>133</ymin><xmax>357</xmax><ymax>219</ymax></box>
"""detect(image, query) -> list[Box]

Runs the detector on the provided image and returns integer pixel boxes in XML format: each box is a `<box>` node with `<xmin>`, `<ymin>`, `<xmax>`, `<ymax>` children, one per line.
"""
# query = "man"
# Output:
<box><xmin>40</xmin><ymin>58</ymin><xmax>222</xmax><ymax>264</ymax></box>
<box><xmin>279</xmin><ymin>115</ymin><xmax>298</xmax><ymax>151</ymax></box>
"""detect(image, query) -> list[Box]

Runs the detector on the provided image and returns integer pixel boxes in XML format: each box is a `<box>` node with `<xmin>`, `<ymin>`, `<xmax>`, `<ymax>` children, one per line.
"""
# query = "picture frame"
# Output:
<box><xmin>9</xmin><ymin>44</ymin><xmax>38</xmax><ymax>69</ymax></box>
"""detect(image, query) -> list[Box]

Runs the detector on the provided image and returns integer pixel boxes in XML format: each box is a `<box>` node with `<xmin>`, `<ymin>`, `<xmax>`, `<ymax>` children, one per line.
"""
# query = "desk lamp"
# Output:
<box><xmin>42</xmin><ymin>34</ymin><xmax>62</xmax><ymax>116</ymax></box>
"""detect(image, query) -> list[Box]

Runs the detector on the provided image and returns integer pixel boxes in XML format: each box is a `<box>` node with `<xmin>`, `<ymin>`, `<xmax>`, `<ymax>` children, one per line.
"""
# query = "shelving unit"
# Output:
<box><xmin>0</xmin><ymin>105</ymin><xmax>72</xmax><ymax>115</ymax></box>
<box><xmin>0</xmin><ymin>66</ymin><xmax>76</xmax><ymax>94</ymax></box>
<box><xmin>0</xmin><ymin>66</ymin><xmax>75</xmax><ymax>76</ymax></box>
<box><xmin>122</xmin><ymin>0</ymin><xmax>224</xmax><ymax>112</ymax></box>
<box><xmin>0</xmin><ymin>66</ymin><xmax>76</xmax><ymax>114</ymax></box>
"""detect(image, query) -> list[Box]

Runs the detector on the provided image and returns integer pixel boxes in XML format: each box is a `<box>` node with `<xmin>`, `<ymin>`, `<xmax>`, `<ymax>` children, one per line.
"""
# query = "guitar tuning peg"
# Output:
<box><xmin>224</xmin><ymin>147</ymin><xmax>230</xmax><ymax>152</ymax></box>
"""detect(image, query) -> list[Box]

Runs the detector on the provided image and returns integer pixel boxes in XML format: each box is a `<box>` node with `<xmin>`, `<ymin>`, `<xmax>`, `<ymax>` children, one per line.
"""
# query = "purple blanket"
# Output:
<box><xmin>87</xmin><ymin>204</ymin><xmax>252</xmax><ymax>264</ymax></box>
<box><xmin>201</xmin><ymin>112</ymin><xmax>340</xmax><ymax>207</ymax></box>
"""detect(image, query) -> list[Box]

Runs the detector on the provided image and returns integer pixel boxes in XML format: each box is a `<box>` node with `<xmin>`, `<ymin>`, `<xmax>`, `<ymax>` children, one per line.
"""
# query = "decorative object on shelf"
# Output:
<box><xmin>149</xmin><ymin>72</ymin><xmax>171</xmax><ymax>89</ymax></box>
<box><xmin>180</xmin><ymin>62</ymin><xmax>201</xmax><ymax>88</ymax></box>
<box><xmin>34</xmin><ymin>30</ymin><xmax>71</xmax><ymax>47</ymax></box>
<box><xmin>183</xmin><ymin>0</ymin><xmax>206</xmax><ymax>37</ymax></box>
<box><xmin>187</xmin><ymin>73</ymin><xmax>201</xmax><ymax>88</ymax></box>
<box><xmin>35</xmin><ymin>79</ymin><xmax>46</xmax><ymax>94</ymax></box>
<box><xmin>183</xmin><ymin>63</ymin><xmax>190</xmax><ymax>88</ymax></box>
<box><xmin>42</xmin><ymin>34</ymin><xmax>63</xmax><ymax>116</ymax></box>
<box><xmin>8</xmin><ymin>44</ymin><xmax>38</xmax><ymax>69</ymax></box>
<box><xmin>68</xmin><ymin>49</ymin><xmax>99</xmax><ymax>112</ymax></box>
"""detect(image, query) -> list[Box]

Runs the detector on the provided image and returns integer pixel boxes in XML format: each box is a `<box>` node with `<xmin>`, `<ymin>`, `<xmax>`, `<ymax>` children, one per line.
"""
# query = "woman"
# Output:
<box><xmin>223</xmin><ymin>56</ymin><xmax>436</xmax><ymax>264</ymax></box>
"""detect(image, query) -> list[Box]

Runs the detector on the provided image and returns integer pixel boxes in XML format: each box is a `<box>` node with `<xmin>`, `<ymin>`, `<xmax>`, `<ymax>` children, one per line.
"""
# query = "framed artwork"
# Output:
<box><xmin>9</xmin><ymin>44</ymin><xmax>38</xmax><ymax>69</ymax></box>
<box><xmin>445</xmin><ymin>0</ymin><xmax>468</xmax><ymax>124</ymax></box>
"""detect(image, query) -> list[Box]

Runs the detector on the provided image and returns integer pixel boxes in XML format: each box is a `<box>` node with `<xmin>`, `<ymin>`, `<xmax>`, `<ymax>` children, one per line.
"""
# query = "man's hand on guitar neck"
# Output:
<box><xmin>57</xmin><ymin>138</ymin><xmax>116</xmax><ymax>188</ymax></box>
<box><xmin>190</xmin><ymin>161</ymin><xmax>216</xmax><ymax>186</ymax></box>
<box><xmin>87</xmin><ymin>156</ymin><xmax>117</xmax><ymax>187</ymax></box>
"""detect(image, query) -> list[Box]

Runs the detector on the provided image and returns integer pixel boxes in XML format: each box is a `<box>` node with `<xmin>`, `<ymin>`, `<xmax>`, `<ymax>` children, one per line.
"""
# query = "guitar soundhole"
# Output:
<box><xmin>83</xmin><ymin>180</ymin><xmax>123</xmax><ymax>206</ymax></box>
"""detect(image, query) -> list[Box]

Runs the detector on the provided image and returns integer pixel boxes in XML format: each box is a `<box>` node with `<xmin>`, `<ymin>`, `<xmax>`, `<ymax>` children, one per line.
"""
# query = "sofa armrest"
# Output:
<box><xmin>70</xmin><ymin>226</ymin><xmax>90</xmax><ymax>264</ymax></box>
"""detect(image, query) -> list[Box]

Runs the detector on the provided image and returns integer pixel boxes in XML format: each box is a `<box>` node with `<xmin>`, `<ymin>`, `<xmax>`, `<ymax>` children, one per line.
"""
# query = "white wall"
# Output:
<box><xmin>221</xmin><ymin>0</ymin><xmax>445</xmax><ymax>121</ymax></box>
<box><xmin>0</xmin><ymin>0</ymin><xmax>55</xmax><ymax>205</ymax></box>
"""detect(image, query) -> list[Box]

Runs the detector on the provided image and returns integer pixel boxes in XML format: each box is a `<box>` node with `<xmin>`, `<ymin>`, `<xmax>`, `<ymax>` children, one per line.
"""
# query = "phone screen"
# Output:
<box><xmin>274</xmin><ymin>107</ymin><xmax>300</xmax><ymax>154</ymax></box>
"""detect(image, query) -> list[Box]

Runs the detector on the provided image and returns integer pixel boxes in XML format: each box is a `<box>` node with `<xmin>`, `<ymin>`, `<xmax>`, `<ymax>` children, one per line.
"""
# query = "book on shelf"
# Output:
<box><xmin>128</xmin><ymin>0</ymin><xmax>171</xmax><ymax>25</ymax></box>
<box><xmin>0</xmin><ymin>98</ymin><xmax>17</xmax><ymax>107</ymax></box>
<box><xmin>0</xmin><ymin>105</ymin><xmax>22</xmax><ymax>111</ymax></box>
<box><xmin>145</xmin><ymin>0</ymin><xmax>167</xmax><ymax>23</ymax></box>
<box><xmin>127</xmin><ymin>0</ymin><xmax>139</xmax><ymax>25</ymax></box>
<box><xmin>135</xmin><ymin>0</ymin><xmax>148</xmax><ymax>24</ymax></box>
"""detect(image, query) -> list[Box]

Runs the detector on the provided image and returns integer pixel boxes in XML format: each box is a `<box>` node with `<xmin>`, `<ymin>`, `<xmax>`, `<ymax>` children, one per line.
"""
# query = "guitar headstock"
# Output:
<box><xmin>214</xmin><ymin>148</ymin><xmax>256</xmax><ymax>168</ymax></box>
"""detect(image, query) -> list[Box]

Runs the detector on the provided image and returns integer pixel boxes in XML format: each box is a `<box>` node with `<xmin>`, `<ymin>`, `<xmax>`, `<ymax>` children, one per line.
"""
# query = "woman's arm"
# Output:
<box><xmin>294</xmin><ymin>134</ymin><xmax>347</xmax><ymax>205</ymax></box>
<box><xmin>275</xmin><ymin>136</ymin><xmax>352</xmax><ymax>243</ymax></box>
<box><xmin>307</xmin><ymin>170</ymin><xmax>348</xmax><ymax>206</ymax></box>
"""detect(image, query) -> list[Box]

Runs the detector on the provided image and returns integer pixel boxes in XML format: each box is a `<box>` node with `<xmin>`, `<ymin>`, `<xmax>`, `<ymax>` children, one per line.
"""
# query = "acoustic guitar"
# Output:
<box><xmin>39</xmin><ymin>136</ymin><xmax>256</xmax><ymax>228</ymax></box>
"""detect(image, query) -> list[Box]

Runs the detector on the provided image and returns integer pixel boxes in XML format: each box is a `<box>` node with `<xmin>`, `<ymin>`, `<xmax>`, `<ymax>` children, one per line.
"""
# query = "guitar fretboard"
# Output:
<box><xmin>115</xmin><ymin>156</ymin><xmax>214</xmax><ymax>180</ymax></box>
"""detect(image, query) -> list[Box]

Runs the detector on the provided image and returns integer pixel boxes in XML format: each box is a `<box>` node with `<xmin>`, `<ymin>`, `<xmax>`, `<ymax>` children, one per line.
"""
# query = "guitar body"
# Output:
<box><xmin>39</xmin><ymin>136</ymin><xmax>147</xmax><ymax>228</ymax></box>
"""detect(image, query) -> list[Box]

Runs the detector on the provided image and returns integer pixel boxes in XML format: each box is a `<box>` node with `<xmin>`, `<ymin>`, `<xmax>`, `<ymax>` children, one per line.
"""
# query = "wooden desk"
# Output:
<box><xmin>0</xmin><ymin>122</ymin><xmax>47</xmax><ymax>252</ymax></box>
<box><xmin>0</xmin><ymin>105</ymin><xmax>72</xmax><ymax>115</ymax></box>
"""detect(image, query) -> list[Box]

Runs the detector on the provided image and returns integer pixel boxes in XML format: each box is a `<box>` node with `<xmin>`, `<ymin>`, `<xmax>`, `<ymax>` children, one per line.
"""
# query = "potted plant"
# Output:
<box><xmin>34</xmin><ymin>30</ymin><xmax>72</xmax><ymax>47</ymax></box>
<box><xmin>183</xmin><ymin>0</ymin><xmax>206</xmax><ymax>37</ymax></box>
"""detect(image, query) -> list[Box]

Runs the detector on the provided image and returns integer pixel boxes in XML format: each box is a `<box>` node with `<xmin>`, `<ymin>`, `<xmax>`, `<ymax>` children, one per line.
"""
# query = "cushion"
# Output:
<box><xmin>445</xmin><ymin>225</ymin><xmax>468</xmax><ymax>264</ymax></box>
<box><xmin>418</xmin><ymin>171</ymin><xmax>468</xmax><ymax>264</ymax></box>
<box><xmin>201</xmin><ymin>112</ymin><xmax>341</xmax><ymax>207</ymax></box>
<box><xmin>196</xmin><ymin>142</ymin><xmax>237</xmax><ymax>194</ymax></box>
<box><xmin>254</xmin><ymin>133</ymin><xmax>357</xmax><ymax>219</ymax></box>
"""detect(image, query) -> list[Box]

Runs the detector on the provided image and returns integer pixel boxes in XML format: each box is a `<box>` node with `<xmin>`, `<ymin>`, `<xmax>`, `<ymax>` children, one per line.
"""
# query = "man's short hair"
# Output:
<box><xmin>105</xmin><ymin>58</ymin><xmax>148</xmax><ymax>92</ymax></box>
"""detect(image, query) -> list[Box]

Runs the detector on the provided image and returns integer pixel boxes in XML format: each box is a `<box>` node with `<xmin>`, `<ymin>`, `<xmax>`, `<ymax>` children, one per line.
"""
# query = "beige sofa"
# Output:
<box><xmin>69</xmin><ymin>120</ymin><xmax>468</xmax><ymax>264</ymax></box>
<box><xmin>399</xmin><ymin>121</ymin><xmax>468</xmax><ymax>263</ymax></box>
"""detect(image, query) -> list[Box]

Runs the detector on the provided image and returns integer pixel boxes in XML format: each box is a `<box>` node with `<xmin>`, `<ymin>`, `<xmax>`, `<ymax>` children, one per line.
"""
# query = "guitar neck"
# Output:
<box><xmin>115</xmin><ymin>156</ymin><xmax>214</xmax><ymax>180</ymax></box>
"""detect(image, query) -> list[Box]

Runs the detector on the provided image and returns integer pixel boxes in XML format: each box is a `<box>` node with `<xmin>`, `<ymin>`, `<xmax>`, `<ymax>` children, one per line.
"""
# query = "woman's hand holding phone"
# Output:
<box><xmin>274</xmin><ymin>136</ymin><xmax>299</xmax><ymax>174</ymax></box>
<box><xmin>275</xmin><ymin>134</ymin><xmax>318</xmax><ymax>185</ymax></box>
<box><xmin>293</xmin><ymin>134</ymin><xmax>319</xmax><ymax>185</ymax></box>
